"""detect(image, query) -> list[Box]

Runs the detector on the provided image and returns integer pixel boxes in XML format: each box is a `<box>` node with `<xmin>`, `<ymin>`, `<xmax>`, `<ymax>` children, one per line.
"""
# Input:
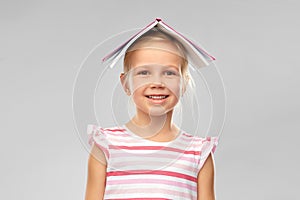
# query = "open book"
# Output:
<box><xmin>102</xmin><ymin>18</ymin><xmax>215</xmax><ymax>69</ymax></box>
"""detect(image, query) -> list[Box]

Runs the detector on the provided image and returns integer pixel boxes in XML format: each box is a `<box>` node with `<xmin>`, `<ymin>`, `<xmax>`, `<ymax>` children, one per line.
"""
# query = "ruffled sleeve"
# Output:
<box><xmin>196</xmin><ymin>136</ymin><xmax>219</xmax><ymax>173</ymax></box>
<box><xmin>87</xmin><ymin>124</ymin><xmax>110</xmax><ymax>160</ymax></box>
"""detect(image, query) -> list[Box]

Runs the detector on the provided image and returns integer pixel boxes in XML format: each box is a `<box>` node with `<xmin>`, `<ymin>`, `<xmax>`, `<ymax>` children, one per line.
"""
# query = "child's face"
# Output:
<box><xmin>122</xmin><ymin>48</ymin><xmax>184</xmax><ymax>116</ymax></box>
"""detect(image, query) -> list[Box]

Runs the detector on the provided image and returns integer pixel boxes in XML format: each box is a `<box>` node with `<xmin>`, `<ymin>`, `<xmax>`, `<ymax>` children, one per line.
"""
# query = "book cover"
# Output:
<box><xmin>102</xmin><ymin>18</ymin><xmax>215</xmax><ymax>69</ymax></box>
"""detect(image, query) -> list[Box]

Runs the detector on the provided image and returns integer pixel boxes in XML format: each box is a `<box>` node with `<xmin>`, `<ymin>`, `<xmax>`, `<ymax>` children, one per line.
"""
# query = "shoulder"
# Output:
<box><xmin>189</xmin><ymin>135</ymin><xmax>219</xmax><ymax>151</ymax></box>
<box><xmin>87</xmin><ymin>124</ymin><xmax>133</xmax><ymax>148</ymax></box>
<box><xmin>180</xmin><ymin>133</ymin><xmax>219</xmax><ymax>174</ymax></box>
<box><xmin>87</xmin><ymin>124</ymin><xmax>127</xmax><ymax>136</ymax></box>
<box><xmin>180</xmin><ymin>132</ymin><xmax>219</xmax><ymax>149</ymax></box>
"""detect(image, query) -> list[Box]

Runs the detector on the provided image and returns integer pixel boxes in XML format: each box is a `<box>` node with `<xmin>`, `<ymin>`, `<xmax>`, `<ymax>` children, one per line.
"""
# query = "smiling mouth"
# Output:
<box><xmin>145</xmin><ymin>95</ymin><xmax>169</xmax><ymax>99</ymax></box>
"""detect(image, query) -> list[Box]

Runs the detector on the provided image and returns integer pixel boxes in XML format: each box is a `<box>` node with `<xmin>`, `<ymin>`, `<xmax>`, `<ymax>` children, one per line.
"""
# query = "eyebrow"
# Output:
<box><xmin>164</xmin><ymin>65</ymin><xmax>180</xmax><ymax>71</ymax></box>
<box><xmin>135</xmin><ymin>64</ymin><xmax>180</xmax><ymax>71</ymax></box>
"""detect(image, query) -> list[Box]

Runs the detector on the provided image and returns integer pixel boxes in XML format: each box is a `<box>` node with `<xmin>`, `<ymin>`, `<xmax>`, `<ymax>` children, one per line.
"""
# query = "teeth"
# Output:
<box><xmin>148</xmin><ymin>95</ymin><xmax>167</xmax><ymax>99</ymax></box>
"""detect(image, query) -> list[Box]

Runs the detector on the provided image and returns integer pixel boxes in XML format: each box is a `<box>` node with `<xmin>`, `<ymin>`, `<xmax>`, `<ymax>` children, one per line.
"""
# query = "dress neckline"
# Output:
<box><xmin>121</xmin><ymin>124</ymin><xmax>183</xmax><ymax>145</ymax></box>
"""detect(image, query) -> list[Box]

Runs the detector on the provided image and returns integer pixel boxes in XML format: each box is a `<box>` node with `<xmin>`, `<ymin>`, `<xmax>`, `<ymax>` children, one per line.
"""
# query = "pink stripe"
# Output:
<box><xmin>91</xmin><ymin>126</ymin><xmax>129</xmax><ymax>136</ymax></box>
<box><xmin>182</xmin><ymin>132</ymin><xmax>193</xmax><ymax>137</ymax></box>
<box><xmin>109</xmin><ymin>145</ymin><xmax>201</xmax><ymax>155</ymax></box>
<box><xmin>106</xmin><ymin>170</ymin><xmax>197</xmax><ymax>182</ymax></box>
<box><xmin>107</xmin><ymin>178</ymin><xmax>197</xmax><ymax>191</ymax></box>
<box><xmin>212</xmin><ymin>144</ymin><xmax>217</xmax><ymax>153</ymax></box>
<box><xmin>104</xmin><ymin>128</ymin><xmax>126</xmax><ymax>132</ymax></box>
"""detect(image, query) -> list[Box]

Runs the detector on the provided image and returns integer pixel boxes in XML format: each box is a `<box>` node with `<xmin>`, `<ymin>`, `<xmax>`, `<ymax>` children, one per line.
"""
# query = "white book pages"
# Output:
<box><xmin>102</xmin><ymin>19</ymin><xmax>215</xmax><ymax>69</ymax></box>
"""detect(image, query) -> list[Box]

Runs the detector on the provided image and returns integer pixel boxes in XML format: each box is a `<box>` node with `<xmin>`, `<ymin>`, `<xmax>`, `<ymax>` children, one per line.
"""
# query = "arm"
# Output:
<box><xmin>197</xmin><ymin>152</ymin><xmax>216</xmax><ymax>200</ymax></box>
<box><xmin>85</xmin><ymin>144</ymin><xmax>107</xmax><ymax>200</ymax></box>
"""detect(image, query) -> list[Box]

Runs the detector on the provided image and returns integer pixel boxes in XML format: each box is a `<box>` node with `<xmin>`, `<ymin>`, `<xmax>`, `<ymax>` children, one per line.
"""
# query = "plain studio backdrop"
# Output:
<box><xmin>1</xmin><ymin>0</ymin><xmax>299</xmax><ymax>199</ymax></box>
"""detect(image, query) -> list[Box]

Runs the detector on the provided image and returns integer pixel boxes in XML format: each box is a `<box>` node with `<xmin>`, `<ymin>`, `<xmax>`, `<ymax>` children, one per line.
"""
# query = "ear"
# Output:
<box><xmin>120</xmin><ymin>72</ymin><xmax>131</xmax><ymax>96</ymax></box>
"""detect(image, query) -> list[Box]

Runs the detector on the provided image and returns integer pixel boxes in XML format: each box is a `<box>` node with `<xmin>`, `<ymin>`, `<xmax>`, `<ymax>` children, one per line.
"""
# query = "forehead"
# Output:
<box><xmin>129</xmin><ymin>48</ymin><xmax>183</xmax><ymax>69</ymax></box>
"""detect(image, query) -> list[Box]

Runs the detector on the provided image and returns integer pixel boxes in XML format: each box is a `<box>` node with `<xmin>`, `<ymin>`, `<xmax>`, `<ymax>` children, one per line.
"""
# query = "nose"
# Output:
<box><xmin>149</xmin><ymin>81</ymin><xmax>165</xmax><ymax>88</ymax></box>
<box><xmin>148</xmin><ymin>73</ymin><xmax>165</xmax><ymax>88</ymax></box>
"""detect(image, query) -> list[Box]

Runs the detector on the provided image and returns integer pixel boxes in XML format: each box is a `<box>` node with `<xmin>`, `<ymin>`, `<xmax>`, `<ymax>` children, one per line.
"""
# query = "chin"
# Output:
<box><xmin>147</xmin><ymin>106</ymin><xmax>174</xmax><ymax>116</ymax></box>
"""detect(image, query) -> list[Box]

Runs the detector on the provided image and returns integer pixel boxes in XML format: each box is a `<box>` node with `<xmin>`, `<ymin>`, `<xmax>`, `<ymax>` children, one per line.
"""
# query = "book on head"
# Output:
<box><xmin>102</xmin><ymin>18</ymin><xmax>215</xmax><ymax>69</ymax></box>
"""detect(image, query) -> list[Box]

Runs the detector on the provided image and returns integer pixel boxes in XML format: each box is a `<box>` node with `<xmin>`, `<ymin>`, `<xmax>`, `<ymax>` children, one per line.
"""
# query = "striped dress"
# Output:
<box><xmin>87</xmin><ymin>124</ymin><xmax>218</xmax><ymax>200</ymax></box>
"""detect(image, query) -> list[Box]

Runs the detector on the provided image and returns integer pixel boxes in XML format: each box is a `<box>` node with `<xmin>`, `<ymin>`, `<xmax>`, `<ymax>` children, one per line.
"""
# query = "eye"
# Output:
<box><xmin>137</xmin><ymin>70</ymin><xmax>150</xmax><ymax>75</ymax></box>
<box><xmin>164</xmin><ymin>70</ymin><xmax>178</xmax><ymax>76</ymax></box>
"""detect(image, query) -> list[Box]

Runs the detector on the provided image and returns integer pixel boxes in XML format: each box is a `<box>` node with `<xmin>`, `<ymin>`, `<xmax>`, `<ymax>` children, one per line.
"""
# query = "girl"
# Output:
<box><xmin>85</xmin><ymin>25</ymin><xmax>218</xmax><ymax>200</ymax></box>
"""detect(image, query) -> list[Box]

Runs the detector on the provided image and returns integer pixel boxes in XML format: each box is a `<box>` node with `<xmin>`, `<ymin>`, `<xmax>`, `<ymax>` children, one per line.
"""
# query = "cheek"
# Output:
<box><xmin>129</xmin><ymin>80</ymin><xmax>149</xmax><ymax>97</ymax></box>
<box><xmin>165</xmin><ymin>80</ymin><xmax>182</xmax><ymax>97</ymax></box>
<box><xmin>131</xmin><ymin>79</ymin><xmax>146</xmax><ymax>92</ymax></box>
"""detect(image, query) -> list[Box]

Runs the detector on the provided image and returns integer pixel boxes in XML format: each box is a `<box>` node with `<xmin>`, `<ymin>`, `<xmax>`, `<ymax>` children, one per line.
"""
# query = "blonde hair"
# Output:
<box><xmin>123</xmin><ymin>28</ymin><xmax>191</xmax><ymax>84</ymax></box>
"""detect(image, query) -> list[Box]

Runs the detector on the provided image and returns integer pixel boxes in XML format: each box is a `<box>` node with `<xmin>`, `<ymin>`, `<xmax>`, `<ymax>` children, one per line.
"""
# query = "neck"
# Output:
<box><xmin>127</xmin><ymin>109</ymin><xmax>176</xmax><ymax>139</ymax></box>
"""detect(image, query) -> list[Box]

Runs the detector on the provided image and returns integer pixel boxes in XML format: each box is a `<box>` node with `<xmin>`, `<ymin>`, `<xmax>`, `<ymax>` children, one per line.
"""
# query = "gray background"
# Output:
<box><xmin>1</xmin><ymin>0</ymin><xmax>299</xmax><ymax>199</ymax></box>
